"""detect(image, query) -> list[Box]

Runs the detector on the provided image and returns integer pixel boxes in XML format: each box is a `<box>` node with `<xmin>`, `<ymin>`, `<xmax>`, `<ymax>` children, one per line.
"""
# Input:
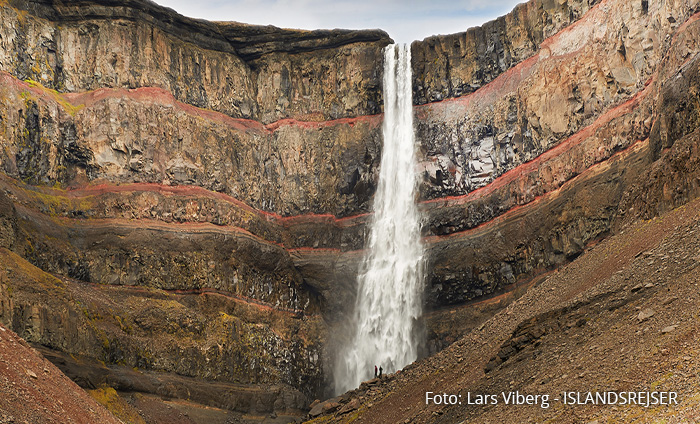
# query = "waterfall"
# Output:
<box><xmin>334</xmin><ymin>43</ymin><xmax>424</xmax><ymax>394</ymax></box>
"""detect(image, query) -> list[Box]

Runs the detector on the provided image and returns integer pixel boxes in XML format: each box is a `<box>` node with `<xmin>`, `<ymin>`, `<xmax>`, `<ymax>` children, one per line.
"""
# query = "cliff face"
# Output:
<box><xmin>413</xmin><ymin>0</ymin><xmax>700</xmax><ymax>322</ymax></box>
<box><xmin>5</xmin><ymin>0</ymin><xmax>388</xmax><ymax>123</ymax></box>
<box><xmin>0</xmin><ymin>0</ymin><xmax>389</xmax><ymax>415</ymax></box>
<box><xmin>1</xmin><ymin>0</ymin><xmax>700</xmax><ymax>419</ymax></box>
<box><xmin>412</xmin><ymin>0</ymin><xmax>603</xmax><ymax>104</ymax></box>
<box><xmin>1</xmin><ymin>0</ymin><xmax>388</xmax><ymax>216</ymax></box>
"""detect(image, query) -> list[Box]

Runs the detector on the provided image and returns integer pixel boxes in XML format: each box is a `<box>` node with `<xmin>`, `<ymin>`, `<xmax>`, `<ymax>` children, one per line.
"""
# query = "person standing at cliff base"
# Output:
<box><xmin>374</xmin><ymin>365</ymin><xmax>378</xmax><ymax>378</ymax></box>
<box><xmin>379</xmin><ymin>366</ymin><xmax>383</xmax><ymax>378</ymax></box>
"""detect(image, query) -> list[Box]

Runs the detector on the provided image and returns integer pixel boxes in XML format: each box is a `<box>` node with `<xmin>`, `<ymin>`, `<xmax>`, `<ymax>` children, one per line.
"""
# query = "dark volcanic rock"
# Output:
<box><xmin>411</xmin><ymin>0</ymin><xmax>603</xmax><ymax>105</ymax></box>
<box><xmin>218</xmin><ymin>23</ymin><xmax>390</xmax><ymax>60</ymax></box>
<box><xmin>3</xmin><ymin>0</ymin><xmax>391</xmax><ymax>122</ymax></box>
<box><xmin>0</xmin><ymin>244</ymin><xmax>323</xmax><ymax>412</ymax></box>
<box><xmin>414</xmin><ymin>0</ymin><xmax>700</xmax><ymax>310</ymax></box>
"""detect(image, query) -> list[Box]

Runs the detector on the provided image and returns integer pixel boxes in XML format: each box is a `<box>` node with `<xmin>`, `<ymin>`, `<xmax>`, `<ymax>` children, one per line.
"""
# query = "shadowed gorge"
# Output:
<box><xmin>1</xmin><ymin>0</ymin><xmax>700</xmax><ymax>422</ymax></box>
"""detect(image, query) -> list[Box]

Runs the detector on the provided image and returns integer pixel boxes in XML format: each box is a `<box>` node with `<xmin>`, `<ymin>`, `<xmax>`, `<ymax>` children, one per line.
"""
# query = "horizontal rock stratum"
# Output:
<box><xmin>1</xmin><ymin>0</ymin><xmax>700</xmax><ymax>421</ymax></box>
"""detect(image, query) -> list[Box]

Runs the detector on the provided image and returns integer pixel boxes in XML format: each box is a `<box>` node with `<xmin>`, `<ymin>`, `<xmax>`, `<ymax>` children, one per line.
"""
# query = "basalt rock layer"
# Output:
<box><xmin>1</xmin><ymin>0</ymin><xmax>700</xmax><ymax>420</ymax></box>
<box><xmin>0</xmin><ymin>0</ymin><xmax>388</xmax><ymax>416</ymax></box>
<box><xmin>414</xmin><ymin>0</ymin><xmax>700</xmax><ymax>326</ymax></box>
<box><xmin>411</xmin><ymin>0</ymin><xmax>604</xmax><ymax>105</ymax></box>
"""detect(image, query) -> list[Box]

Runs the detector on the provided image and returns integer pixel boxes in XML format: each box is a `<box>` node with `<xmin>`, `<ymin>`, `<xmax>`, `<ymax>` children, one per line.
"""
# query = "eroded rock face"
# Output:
<box><xmin>2</xmin><ymin>0</ymin><xmax>700</xmax><ymax>417</ymax></box>
<box><xmin>0</xmin><ymin>78</ymin><xmax>382</xmax><ymax>216</ymax></box>
<box><xmin>0</xmin><ymin>0</ymin><xmax>386</xmax><ymax>413</ymax></box>
<box><xmin>3</xmin><ymin>0</ymin><xmax>390</xmax><ymax>123</ymax></box>
<box><xmin>0</xmin><ymin>245</ymin><xmax>321</xmax><ymax>414</ymax></box>
<box><xmin>411</xmin><ymin>0</ymin><xmax>603</xmax><ymax>104</ymax></box>
<box><xmin>415</xmin><ymin>0</ymin><xmax>700</xmax><ymax>310</ymax></box>
<box><xmin>414</xmin><ymin>0</ymin><xmax>694</xmax><ymax>201</ymax></box>
<box><xmin>0</xmin><ymin>1</ymin><xmax>387</xmax><ymax>216</ymax></box>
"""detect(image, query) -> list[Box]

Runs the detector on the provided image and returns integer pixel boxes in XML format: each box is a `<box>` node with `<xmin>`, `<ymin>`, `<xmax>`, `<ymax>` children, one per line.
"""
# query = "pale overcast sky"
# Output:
<box><xmin>153</xmin><ymin>0</ymin><xmax>525</xmax><ymax>44</ymax></box>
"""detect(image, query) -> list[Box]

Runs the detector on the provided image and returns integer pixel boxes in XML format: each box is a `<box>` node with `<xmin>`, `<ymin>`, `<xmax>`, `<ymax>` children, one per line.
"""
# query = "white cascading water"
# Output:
<box><xmin>335</xmin><ymin>43</ymin><xmax>424</xmax><ymax>394</ymax></box>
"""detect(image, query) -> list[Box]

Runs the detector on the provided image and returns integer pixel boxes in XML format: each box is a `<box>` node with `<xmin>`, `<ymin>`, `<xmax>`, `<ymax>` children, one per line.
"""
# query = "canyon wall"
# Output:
<box><xmin>0</xmin><ymin>0</ymin><xmax>389</xmax><ymax>414</ymax></box>
<box><xmin>412</xmin><ymin>0</ymin><xmax>604</xmax><ymax>104</ymax></box>
<box><xmin>413</xmin><ymin>0</ymin><xmax>700</xmax><ymax>321</ymax></box>
<box><xmin>1</xmin><ymin>0</ymin><xmax>700</xmax><ymax>417</ymax></box>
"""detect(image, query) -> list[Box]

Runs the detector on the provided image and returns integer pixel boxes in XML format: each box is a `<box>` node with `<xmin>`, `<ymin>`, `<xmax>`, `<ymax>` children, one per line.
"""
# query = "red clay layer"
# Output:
<box><xmin>262</xmin><ymin>115</ymin><xmax>383</xmax><ymax>131</ymax></box>
<box><xmin>415</xmin><ymin>53</ymin><xmax>540</xmax><ymax>120</ymax></box>
<box><xmin>671</xmin><ymin>10</ymin><xmax>700</xmax><ymax>45</ymax></box>
<box><xmin>35</xmin><ymin>208</ymin><xmax>365</xmax><ymax>256</ymax></box>
<box><xmin>2</xmin><ymin>72</ymin><xmax>383</xmax><ymax>134</ymax></box>
<box><xmin>288</xmin><ymin>247</ymin><xmax>364</xmax><ymax>256</ymax></box>
<box><xmin>169</xmin><ymin>288</ymin><xmax>308</xmax><ymax>315</ymax></box>
<box><xmin>4</xmin><ymin>73</ymin><xmax>653</xmax><ymax>248</ymax></box>
<box><xmin>62</xmin><ymin>80</ymin><xmax>383</xmax><ymax>133</ymax></box>
<box><xmin>46</xmin><ymin>70</ymin><xmax>652</xmax><ymax>228</ymax></box>
<box><xmin>139</xmin><ymin>286</ymin><xmax>307</xmax><ymax>316</ymax></box>
<box><xmin>47</xmin><ymin>214</ymin><xmax>278</xmax><ymax>244</ymax></box>
<box><xmin>538</xmin><ymin>0</ymin><xmax>607</xmax><ymax>52</ymax></box>
<box><xmin>67</xmin><ymin>86</ymin><xmax>266</xmax><ymax>132</ymax></box>
<box><xmin>15</xmin><ymin>139</ymin><xmax>649</xmax><ymax>253</ymax></box>
<box><xmin>414</xmin><ymin>0</ymin><xmax>611</xmax><ymax>117</ymax></box>
<box><xmin>6</xmin><ymin>3</ymin><xmax>689</xmax><ymax>241</ymax></box>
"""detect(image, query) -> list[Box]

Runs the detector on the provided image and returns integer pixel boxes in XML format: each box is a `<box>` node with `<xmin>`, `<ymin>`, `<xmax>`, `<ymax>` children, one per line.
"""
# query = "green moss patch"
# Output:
<box><xmin>23</xmin><ymin>79</ymin><xmax>85</xmax><ymax>117</ymax></box>
<box><xmin>88</xmin><ymin>387</ymin><xmax>147</xmax><ymax>424</ymax></box>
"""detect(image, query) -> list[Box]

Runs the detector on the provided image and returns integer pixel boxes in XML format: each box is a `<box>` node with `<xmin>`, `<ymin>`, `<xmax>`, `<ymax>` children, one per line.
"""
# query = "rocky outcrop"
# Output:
<box><xmin>414</xmin><ymin>0</ymin><xmax>692</xmax><ymax>200</ymax></box>
<box><xmin>0</xmin><ymin>0</ymin><xmax>387</xmax><ymax>415</ymax></box>
<box><xmin>313</xmin><ymin>195</ymin><xmax>700</xmax><ymax>422</ymax></box>
<box><xmin>411</xmin><ymin>0</ymin><xmax>603</xmax><ymax>104</ymax></box>
<box><xmin>0</xmin><ymin>74</ymin><xmax>382</xmax><ymax>216</ymax></box>
<box><xmin>0</xmin><ymin>245</ymin><xmax>320</xmax><ymax>415</ymax></box>
<box><xmin>3</xmin><ymin>0</ymin><xmax>390</xmax><ymax>123</ymax></box>
<box><xmin>415</xmin><ymin>0</ymin><xmax>700</xmax><ymax>311</ymax></box>
<box><xmin>0</xmin><ymin>12</ymin><xmax>386</xmax><ymax>217</ymax></box>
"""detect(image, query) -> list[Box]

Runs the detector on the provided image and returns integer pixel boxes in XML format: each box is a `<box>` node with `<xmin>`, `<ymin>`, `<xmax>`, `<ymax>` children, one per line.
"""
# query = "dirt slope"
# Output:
<box><xmin>0</xmin><ymin>322</ymin><xmax>123</xmax><ymax>424</ymax></box>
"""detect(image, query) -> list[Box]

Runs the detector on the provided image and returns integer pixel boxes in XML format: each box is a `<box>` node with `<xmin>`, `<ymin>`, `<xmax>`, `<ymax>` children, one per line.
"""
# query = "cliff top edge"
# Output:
<box><xmin>7</xmin><ymin>0</ymin><xmax>394</xmax><ymax>60</ymax></box>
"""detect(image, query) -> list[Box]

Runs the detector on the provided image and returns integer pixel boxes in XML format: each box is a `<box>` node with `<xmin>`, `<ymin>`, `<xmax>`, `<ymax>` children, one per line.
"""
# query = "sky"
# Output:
<box><xmin>153</xmin><ymin>0</ymin><xmax>525</xmax><ymax>44</ymax></box>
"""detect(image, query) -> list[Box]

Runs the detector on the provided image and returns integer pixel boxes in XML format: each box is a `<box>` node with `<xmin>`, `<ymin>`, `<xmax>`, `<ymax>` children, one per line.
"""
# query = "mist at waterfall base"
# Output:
<box><xmin>333</xmin><ymin>44</ymin><xmax>425</xmax><ymax>395</ymax></box>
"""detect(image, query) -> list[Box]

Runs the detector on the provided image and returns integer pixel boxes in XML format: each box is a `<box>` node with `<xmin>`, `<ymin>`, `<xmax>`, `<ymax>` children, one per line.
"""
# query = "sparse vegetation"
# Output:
<box><xmin>23</xmin><ymin>79</ymin><xmax>85</xmax><ymax>116</ymax></box>
<box><xmin>88</xmin><ymin>387</ymin><xmax>147</xmax><ymax>424</ymax></box>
